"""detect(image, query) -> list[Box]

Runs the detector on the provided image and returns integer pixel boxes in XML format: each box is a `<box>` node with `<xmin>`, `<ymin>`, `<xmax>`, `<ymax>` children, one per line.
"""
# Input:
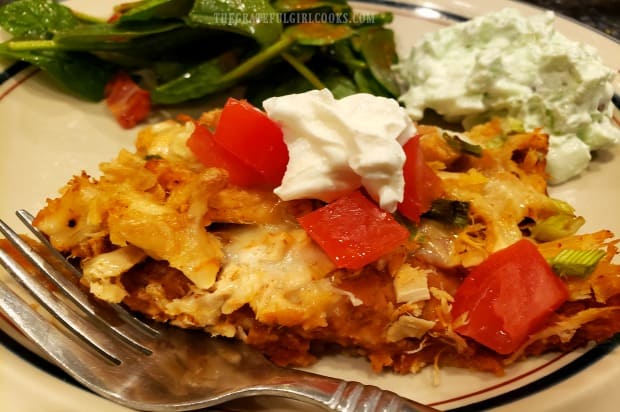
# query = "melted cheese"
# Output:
<box><xmin>441</xmin><ymin>168</ymin><xmax>559</xmax><ymax>254</ymax></box>
<box><xmin>165</xmin><ymin>224</ymin><xmax>342</xmax><ymax>330</ymax></box>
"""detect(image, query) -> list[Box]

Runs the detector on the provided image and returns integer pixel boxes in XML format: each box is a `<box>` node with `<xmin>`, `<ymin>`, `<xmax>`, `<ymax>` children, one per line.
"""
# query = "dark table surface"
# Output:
<box><xmin>522</xmin><ymin>0</ymin><xmax>620</xmax><ymax>40</ymax></box>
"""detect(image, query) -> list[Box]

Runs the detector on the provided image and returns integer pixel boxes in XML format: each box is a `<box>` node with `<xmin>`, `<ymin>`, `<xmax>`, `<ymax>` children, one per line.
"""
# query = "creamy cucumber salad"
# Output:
<box><xmin>398</xmin><ymin>8</ymin><xmax>620</xmax><ymax>184</ymax></box>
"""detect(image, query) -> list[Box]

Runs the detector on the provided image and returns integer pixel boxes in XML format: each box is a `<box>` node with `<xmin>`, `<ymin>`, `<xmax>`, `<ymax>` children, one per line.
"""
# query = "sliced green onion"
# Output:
<box><xmin>530</xmin><ymin>214</ymin><xmax>585</xmax><ymax>242</ymax></box>
<box><xmin>442</xmin><ymin>132</ymin><xmax>483</xmax><ymax>157</ymax></box>
<box><xmin>549</xmin><ymin>198</ymin><xmax>576</xmax><ymax>215</ymax></box>
<box><xmin>422</xmin><ymin>199</ymin><xmax>470</xmax><ymax>228</ymax></box>
<box><xmin>550</xmin><ymin>249</ymin><xmax>606</xmax><ymax>277</ymax></box>
<box><xmin>500</xmin><ymin>117</ymin><xmax>525</xmax><ymax>134</ymax></box>
<box><xmin>393</xmin><ymin>212</ymin><xmax>418</xmax><ymax>240</ymax></box>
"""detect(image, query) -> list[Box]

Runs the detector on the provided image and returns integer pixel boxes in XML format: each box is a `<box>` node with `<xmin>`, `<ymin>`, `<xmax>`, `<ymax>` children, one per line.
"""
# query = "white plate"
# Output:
<box><xmin>1</xmin><ymin>0</ymin><xmax>619</xmax><ymax>411</ymax></box>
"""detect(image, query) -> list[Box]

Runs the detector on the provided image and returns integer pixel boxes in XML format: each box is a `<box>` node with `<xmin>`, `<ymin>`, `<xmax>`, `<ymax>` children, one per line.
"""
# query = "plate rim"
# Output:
<box><xmin>1</xmin><ymin>1</ymin><xmax>620</xmax><ymax>411</ymax></box>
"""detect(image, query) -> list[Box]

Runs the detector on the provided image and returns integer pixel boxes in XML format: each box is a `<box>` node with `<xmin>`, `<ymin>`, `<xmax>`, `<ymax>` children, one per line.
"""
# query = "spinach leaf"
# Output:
<box><xmin>152</xmin><ymin>22</ymin><xmax>353</xmax><ymax>104</ymax></box>
<box><xmin>117</xmin><ymin>0</ymin><xmax>194</xmax><ymax>23</ymax></box>
<box><xmin>151</xmin><ymin>50</ymin><xmax>241</xmax><ymax>104</ymax></box>
<box><xmin>152</xmin><ymin>30</ymin><xmax>296</xmax><ymax>104</ymax></box>
<box><xmin>272</xmin><ymin>0</ymin><xmax>352</xmax><ymax>25</ymax></box>
<box><xmin>3</xmin><ymin>21</ymin><xmax>186</xmax><ymax>56</ymax></box>
<box><xmin>287</xmin><ymin>22</ymin><xmax>354</xmax><ymax>46</ymax></box>
<box><xmin>328</xmin><ymin>39</ymin><xmax>366</xmax><ymax>71</ymax></box>
<box><xmin>272</xmin><ymin>0</ymin><xmax>349</xmax><ymax>13</ymax></box>
<box><xmin>52</xmin><ymin>21</ymin><xmax>185</xmax><ymax>50</ymax></box>
<box><xmin>0</xmin><ymin>0</ymin><xmax>80</xmax><ymax>39</ymax></box>
<box><xmin>282</xmin><ymin>51</ymin><xmax>324</xmax><ymax>89</ymax></box>
<box><xmin>246</xmin><ymin>63</ymin><xmax>314</xmax><ymax>105</ymax></box>
<box><xmin>246</xmin><ymin>59</ymin><xmax>356</xmax><ymax>105</ymax></box>
<box><xmin>0</xmin><ymin>44</ymin><xmax>115</xmax><ymax>100</ymax></box>
<box><xmin>188</xmin><ymin>0</ymin><xmax>282</xmax><ymax>47</ymax></box>
<box><xmin>0</xmin><ymin>0</ymin><xmax>401</xmax><ymax>112</ymax></box>
<box><xmin>353</xmin><ymin>68</ymin><xmax>389</xmax><ymax>96</ymax></box>
<box><xmin>322</xmin><ymin>67</ymin><xmax>357</xmax><ymax>98</ymax></box>
<box><xmin>356</xmin><ymin>26</ymin><xmax>400</xmax><ymax>97</ymax></box>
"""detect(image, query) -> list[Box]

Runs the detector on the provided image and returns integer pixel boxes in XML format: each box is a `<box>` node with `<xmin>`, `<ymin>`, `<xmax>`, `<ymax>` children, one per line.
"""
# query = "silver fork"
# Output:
<box><xmin>0</xmin><ymin>210</ymin><xmax>439</xmax><ymax>412</ymax></box>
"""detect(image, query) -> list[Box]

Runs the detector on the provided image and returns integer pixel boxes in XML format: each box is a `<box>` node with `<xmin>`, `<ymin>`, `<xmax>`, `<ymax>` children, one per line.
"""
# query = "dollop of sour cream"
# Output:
<box><xmin>397</xmin><ymin>8</ymin><xmax>620</xmax><ymax>184</ymax></box>
<box><xmin>263</xmin><ymin>89</ymin><xmax>416</xmax><ymax>212</ymax></box>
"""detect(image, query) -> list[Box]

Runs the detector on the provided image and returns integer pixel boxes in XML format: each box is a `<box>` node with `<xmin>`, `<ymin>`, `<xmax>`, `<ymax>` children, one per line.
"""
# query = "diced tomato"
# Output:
<box><xmin>451</xmin><ymin>239</ymin><xmax>569</xmax><ymax>355</ymax></box>
<box><xmin>186</xmin><ymin>122</ymin><xmax>264</xmax><ymax>187</ymax></box>
<box><xmin>397</xmin><ymin>135</ymin><xmax>444</xmax><ymax>223</ymax></box>
<box><xmin>107</xmin><ymin>12</ymin><xmax>121</xmax><ymax>23</ymax></box>
<box><xmin>298</xmin><ymin>190</ymin><xmax>410</xmax><ymax>270</ymax></box>
<box><xmin>213</xmin><ymin>98</ymin><xmax>288</xmax><ymax>186</ymax></box>
<box><xmin>104</xmin><ymin>72</ymin><xmax>151</xmax><ymax>129</ymax></box>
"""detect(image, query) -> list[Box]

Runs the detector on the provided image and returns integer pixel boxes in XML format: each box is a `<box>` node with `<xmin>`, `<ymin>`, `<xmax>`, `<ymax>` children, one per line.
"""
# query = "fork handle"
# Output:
<box><xmin>261</xmin><ymin>370</ymin><xmax>439</xmax><ymax>412</ymax></box>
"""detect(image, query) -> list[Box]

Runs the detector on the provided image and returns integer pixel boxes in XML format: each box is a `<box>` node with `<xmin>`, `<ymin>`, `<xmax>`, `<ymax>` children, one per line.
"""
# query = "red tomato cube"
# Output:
<box><xmin>451</xmin><ymin>239</ymin><xmax>569</xmax><ymax>355</ymax></box>
<box><xmin>298</xmin><ymin>190</ymin><xmax>410</xmax><ymax>270</ymax></box>
<box><xmin>398</xmin><ymin>135</ymin><xmax>444</xmax><ymax>223</ymax></box>
<box><xmin>187</xmin><ymin>122</ymin><xmax>264</xmax><ymax>187</ymax></box>
<box><xmin>214</xmin><ymin>98</ymin><xmax>288</xmax><ymax>186</ymax></box>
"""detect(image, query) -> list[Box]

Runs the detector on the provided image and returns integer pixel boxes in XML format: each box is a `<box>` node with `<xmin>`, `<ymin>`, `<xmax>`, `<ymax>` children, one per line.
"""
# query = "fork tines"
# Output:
<box><xmin>0</xmin><ymin>210</ymin><xmax>159</xmax><ymax>363</ymax></box>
